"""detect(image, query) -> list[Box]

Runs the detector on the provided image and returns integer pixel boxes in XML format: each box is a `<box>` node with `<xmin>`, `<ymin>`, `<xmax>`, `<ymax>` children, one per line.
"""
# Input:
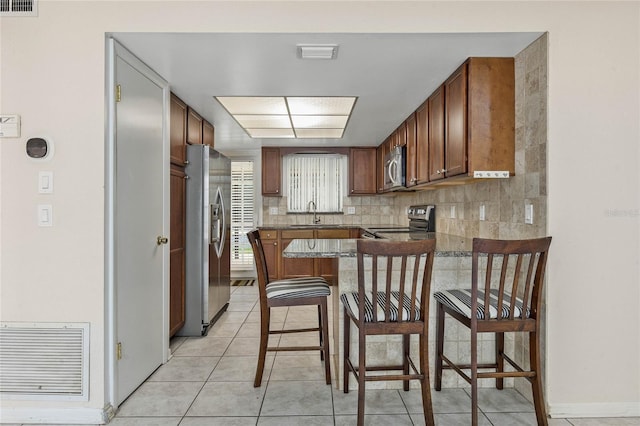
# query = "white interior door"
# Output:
<box><xmin>111</xmin><ymin>41</ymin><xmax>169</xmax><ymax>405</ymax></box>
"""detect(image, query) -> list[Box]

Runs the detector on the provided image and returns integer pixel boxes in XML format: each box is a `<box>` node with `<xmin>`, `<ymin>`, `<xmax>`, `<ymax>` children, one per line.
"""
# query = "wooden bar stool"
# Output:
<box><xmin>341</xmin><ymin>239</ymin><xmax>436</xmax><ymax>426</ymax></box>
<box><xmin>434</xmin><ymin>237</ymin><xmax>552</xmax><ymax>426</ymax></box>
<box><xmin>247</xmin><ymin>230</ymin><xmax>331</xmax><ymax>387</ymax></box>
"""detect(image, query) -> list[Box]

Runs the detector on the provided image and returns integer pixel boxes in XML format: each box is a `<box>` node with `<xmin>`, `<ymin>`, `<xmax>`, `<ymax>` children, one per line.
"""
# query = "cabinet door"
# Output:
<box><xmin>405</xmin><ymin>113</ymin><xmax>417</xmax><ymax>187</ymax></box>
<box><xmin>349</xmin><ymin>147</ymin><xmax>377</xmax><ymax>195</ymax></box>
<box><xmin>428</xmin><ymin>85</ymin><xmax>446</xmax><ymax>181</ymax></box>
<box><xmin>445</xmin><ymin>63</ymin><xmax>468</xmax><ymax>177</ymax></box>
<box><xmin>169</xmin><ymin>165</ymin><xmax>186</xmax><ymax>336</ymax></box>
<box><xmin>261</xmin><ymin>147</ymin><xmax>281</xmax><ymax>196</ymax></box>
<box><xmin>170</xmin><ymin>94</ymin><xmax>187</xmax><ymax>166</ymax></box>
<box><xmin>396</xmin><ymin>122</ymin><xmax>407</xmax><ymax>147</ymax></box>
<box><xmin>376</xmin><ymin>144</ymin><xmax>385</xmax><ymax>193</ymax></box>
<box><xmin>415</xmin><ymin>102</ymin><xmax>430</xmax><ymax>185</ymax></box>
<box><xmin>187</xmin><ymin>108</ymin><xmax>203</xmax><ymax>145</ymax></box>
<box><xmin>202</xmin><ymin>119</ymin><xmax>214</xmax><ymax>147</ymax></box>
<box><xmin>280</xmin><ymin>230</ymin><xmax>315</xmax><ymax>279</ymax></box>
<box><xmin>259</xmin><ymin>230</ymin><xmax>280</xmax><ymax>280</ymax></box>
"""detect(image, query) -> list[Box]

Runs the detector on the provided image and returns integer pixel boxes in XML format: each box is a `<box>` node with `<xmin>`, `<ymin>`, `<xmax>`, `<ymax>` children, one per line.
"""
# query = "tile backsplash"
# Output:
<box><xmin>263</xmin><ymin>34</ymin><xmax>547</xmax><ymax>242</ymax></box>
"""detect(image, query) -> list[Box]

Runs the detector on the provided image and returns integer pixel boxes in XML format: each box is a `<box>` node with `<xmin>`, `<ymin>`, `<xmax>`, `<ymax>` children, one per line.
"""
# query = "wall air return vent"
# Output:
<box><xmin>0</xmin><ymin>322</ymin><xmax>89</xmax><ymax>401</ymax></box>
<box><xmin>0</xmin><ymin>0</ymin><xmax>37</xmax><ymax>16</ymax></box>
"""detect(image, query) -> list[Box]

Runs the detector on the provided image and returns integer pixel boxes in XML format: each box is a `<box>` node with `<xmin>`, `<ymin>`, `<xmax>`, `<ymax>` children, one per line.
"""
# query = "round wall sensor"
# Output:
<box><xmin>26</xmin><ymin>138</ymin><xmax>53</xmax><ymax>159</ymax></box>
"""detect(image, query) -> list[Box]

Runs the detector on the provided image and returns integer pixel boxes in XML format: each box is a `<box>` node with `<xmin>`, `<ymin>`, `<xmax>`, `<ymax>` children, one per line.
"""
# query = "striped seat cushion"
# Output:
<box><xmin>340</xmin><ymin>291</ymin><xmax>421</xmax><ymax>322</ymax></box>
<box><xmin>265</xmin><ymin>277</ymin><xmax>330</xmax><ymax>300</ymax></box>
<box><xmin>434</xmin><ymin>289</ymin><xmax>530</xmax><ymax>320</ymax></box>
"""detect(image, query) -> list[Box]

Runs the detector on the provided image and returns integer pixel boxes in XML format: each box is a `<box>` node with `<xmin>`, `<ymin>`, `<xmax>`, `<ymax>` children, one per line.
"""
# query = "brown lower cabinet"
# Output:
<box><xmin>259</xmin><ymin>228</ymin><xmax>354</xmax><ymax>285</ymax></box>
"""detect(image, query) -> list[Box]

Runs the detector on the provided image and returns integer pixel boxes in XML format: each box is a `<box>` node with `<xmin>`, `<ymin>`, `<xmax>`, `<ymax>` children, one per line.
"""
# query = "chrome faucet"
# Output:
<box><xmin>308</xmin><ymin>200</ymin><xmax>321</xmax><ymax>224</ymax></box>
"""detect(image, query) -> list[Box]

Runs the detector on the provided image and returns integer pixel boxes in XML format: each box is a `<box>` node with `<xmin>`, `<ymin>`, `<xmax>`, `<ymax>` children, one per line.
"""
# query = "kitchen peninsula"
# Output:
<box><xmin>283</xmin><ymin>234</ymin><xmax>486</xmax><ymax>391</ymax></box>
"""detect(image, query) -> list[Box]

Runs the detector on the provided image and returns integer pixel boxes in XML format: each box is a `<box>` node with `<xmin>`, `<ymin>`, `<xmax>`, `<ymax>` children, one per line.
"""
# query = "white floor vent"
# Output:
<box><xmin>0</xmin><ymin>322</ymin><xmax>89</xmax><ymax>401</ymax></box>
<box><xmin>0</xmin><ymin>0</ymin><xmax>37</xmax><ymax>16</ymax></box>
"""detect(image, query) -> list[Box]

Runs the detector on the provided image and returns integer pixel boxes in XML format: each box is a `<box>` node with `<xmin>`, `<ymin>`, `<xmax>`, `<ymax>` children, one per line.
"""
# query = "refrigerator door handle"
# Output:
<box><xmin>210</xmin><ymin>203</ymin><xmax>220</xmax><ymax>244</ymax></box>
<box><xmin>214</xmin><ymin>186</ymin><xmax>225</xmax><ymax>258</ymax></box>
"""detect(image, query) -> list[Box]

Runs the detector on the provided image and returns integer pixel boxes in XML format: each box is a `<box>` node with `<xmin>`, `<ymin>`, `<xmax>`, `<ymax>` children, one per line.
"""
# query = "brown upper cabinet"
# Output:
<box><xmin>428</xmin><ymin>85</ymin><xmax>446</xmax><ymax>182</ymax></box>
<box><xmin>202</xmin><ymin>119</ymin><xmax>214</xmax><ymax>148</ymax></box>
<box><xmin>440</xmin><ymin>57</ymin><xmax>516</xmax><ymax>180</ymax></box>
<box><xmin>459</xmin><ymin>57</ymin><xmax>515</xmax><ymax>177</ymax></box>
<box><xmin>444</xmin><ymin>63</ymin><xmax>468</xmax><ymax>177</ymax></box>
<box><xmin>186</xmin><ymin>108</ymin><xmax>203</xmax><ymax>145</ymax></box>
<box><xmin>378</xmin><ymin>56</ymin><xmax>515</xmax><ymax>189</ymax></box>
<box><xmin>261</xmin><ymin>147</ymin><xmax>282</xmax><ymax>196</ymax></box>
<box><xmin>376</xmin><ymin>143</ymin><xmax>385</xmax><ymax>193</ymax></box>
<box><xmin>405</xmin><ymin>112</ymin><xmax>418</xmax><ymax>187</ymax></box>
<box><xmin>349</xmin><ymin>147</ymin><xmax>377</xmax><ymax>195</ymax></box>
<box><xmin>414</xmin><ymin>102</ymin><xmax>430</xmax><ymax>186</ymax></box>
<box><xmin>170</xmin><ymin>93</ymin><xmax>187</xmax><ymax>166</ymax></box>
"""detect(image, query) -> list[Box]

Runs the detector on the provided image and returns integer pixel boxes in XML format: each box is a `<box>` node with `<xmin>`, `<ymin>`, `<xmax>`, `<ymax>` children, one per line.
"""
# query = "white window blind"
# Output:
<box><xmin>285</xmin><ymin>154</ymin><xmax>346</xmax><ymax>213</ymax></box>
<box><xmin>230</xmin><ymin>161</ymin><xmax>254</xmax><ymax>269</ymax></box>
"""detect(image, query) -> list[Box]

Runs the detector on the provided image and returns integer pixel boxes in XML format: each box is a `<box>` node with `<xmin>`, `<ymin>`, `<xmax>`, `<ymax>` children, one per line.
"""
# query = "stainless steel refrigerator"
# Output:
<box><xmin>177</xmin><ymin>144</ymin><xmax>231</xmax><ymax>336</ymax></box>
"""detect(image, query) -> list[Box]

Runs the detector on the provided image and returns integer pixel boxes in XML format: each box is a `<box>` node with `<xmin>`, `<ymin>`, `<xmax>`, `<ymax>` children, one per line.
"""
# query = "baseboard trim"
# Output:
<box><xmin>549</xmin><ymin>402</ymin><xmax>640</xmax><ymax>418</ymax></box>
<box><xmin>0</xmin><ymin>404</ymin><xmax>114</xmax><ymax>424</ymax></box>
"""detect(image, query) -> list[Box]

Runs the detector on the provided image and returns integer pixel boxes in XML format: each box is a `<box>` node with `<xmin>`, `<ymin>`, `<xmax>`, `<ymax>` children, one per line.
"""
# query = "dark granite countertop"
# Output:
<box><xmin>282</xmin><ymin>233</ymin><xmax>473</xmax><ymax>258</ymax></box>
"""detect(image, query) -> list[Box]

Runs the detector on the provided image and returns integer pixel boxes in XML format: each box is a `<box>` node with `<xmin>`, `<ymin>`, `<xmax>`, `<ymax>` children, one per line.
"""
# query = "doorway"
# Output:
<box><xmin>230</xmin><ymin>160</ymin><xmax>255</xmax><ymax>276</ymax></box>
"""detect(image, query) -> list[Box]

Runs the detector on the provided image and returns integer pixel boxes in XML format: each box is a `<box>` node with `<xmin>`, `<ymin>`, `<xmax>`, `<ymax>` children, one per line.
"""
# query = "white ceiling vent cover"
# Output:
<box><xmin>0</xmin><ymin>0</ymin><xmax>37</xmax><ymax>16</ymax></box>
<box><xmin>0</xmin><ymin>322</ymin><xmax>89</xmax><ymax>400</ymax></box>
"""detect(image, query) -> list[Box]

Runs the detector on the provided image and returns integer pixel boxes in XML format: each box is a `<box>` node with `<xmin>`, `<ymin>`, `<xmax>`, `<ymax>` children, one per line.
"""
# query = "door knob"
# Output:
<box><xmin>157</xmin><ymin>236</ymin><xmax>169</xmax><ymax>245</ymax></box>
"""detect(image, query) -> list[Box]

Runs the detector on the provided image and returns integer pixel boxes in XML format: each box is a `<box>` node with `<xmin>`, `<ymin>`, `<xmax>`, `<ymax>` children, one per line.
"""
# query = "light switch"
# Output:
<box><xmin>450</xmin><ymin>205</ymin><xmax>456</xmax><ymax>219</ymax></box>
<box><xmin>269</xmin><ymin>207</ymin><xmax>278</xmax><ymax>215</ymax></box>
<box><xmin>479</xmin><ymin>204</ymin><xmax>486</xmax><ymax>221</ymax></box>
<box><xmin>38</xmin><ymin>171</ymin><xmax>53</xmax><ymax>194</ymax></box>
<box><xmin>346</xmin><ymin>206</ymin><xmax>356</xmax><ymax>215</ymax></box>
<box><xmin>37</xmin><ymin>204</ymin><xmax>53</xmax><ymax>227</ymax></box>
<box><xmin>525</xmin><ymin>203</ymin><xmax>534</xmax><ymax>224</ymax></box>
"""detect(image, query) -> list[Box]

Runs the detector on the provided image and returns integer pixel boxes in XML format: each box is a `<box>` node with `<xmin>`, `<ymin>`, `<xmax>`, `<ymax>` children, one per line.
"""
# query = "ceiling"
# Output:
<box><xmin>113</xmin><ymin>32</ymin><xmax>542</xmax><ymax>156</ymax></box>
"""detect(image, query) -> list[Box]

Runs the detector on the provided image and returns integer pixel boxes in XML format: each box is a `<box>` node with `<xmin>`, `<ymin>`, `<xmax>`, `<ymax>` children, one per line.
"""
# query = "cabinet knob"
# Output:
<box><xmin>274</xmin><ymin>242</ymin><xmax>278</xmax><ymax>246</ymax></box>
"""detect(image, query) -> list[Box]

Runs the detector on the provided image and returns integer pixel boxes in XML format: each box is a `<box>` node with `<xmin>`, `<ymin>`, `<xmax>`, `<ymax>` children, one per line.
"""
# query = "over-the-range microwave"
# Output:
<box><xmin>383</xmin><ymin>145</ymin><xmax>406</xmax><ymax>191</ymax></box>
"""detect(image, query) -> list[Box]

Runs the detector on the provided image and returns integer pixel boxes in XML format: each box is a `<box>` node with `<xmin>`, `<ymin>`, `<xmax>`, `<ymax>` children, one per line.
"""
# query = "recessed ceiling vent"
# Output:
<box><xmin>0</xmin><ymin>0</ymin><xmax>37</xmax><ymax>16</ymax></box>
<box><xmin>297</xmin><ymin>44</ymin><xmax>339</xmax><ymax>60</ymax></box>
<box><xmin>0</xmin><ymin>322</ymin><xmax>89</xmax><ymax>400</ymax></box>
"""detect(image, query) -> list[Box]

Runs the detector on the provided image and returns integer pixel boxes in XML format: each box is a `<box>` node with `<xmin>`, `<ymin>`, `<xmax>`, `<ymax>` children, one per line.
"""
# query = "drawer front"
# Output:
<box><xmin>281</xmin><ymin>229</ymin><xmax>314</xmax><ymax>239</ymax></box>
<box><xmin>259</xmin><ymin>230</ymin><xmax>279</xmax><ymax>240</ymax></box>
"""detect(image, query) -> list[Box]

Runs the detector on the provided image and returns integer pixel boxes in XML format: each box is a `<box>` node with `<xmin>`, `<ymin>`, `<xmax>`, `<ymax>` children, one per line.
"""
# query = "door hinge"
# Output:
<box><xmin>115</xmin><ymin>84</ymin><xmax>121</xmax><ymax>103</ymax></box>
<box><xmin>117</xmin><ymin>342</ymin><xmax>122</xmax><ymax>360</ymax></box>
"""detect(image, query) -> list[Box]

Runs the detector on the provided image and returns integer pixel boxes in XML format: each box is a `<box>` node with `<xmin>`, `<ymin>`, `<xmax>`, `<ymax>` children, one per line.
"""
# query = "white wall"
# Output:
<box><xmin>1</xmin><ymin>0</ymin><xmax>638</xmax><ymax>421</ymax></box>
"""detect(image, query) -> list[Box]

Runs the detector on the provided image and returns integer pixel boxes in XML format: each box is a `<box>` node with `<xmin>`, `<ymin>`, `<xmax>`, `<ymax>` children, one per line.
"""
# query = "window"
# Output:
<box><xmin>284</xmin><ymin>154</ymin><xmax>347</xmax><ymax>213</ymax></box>
<box><xmin>230</xmin><ymin>161</ymin><xmax>254</xmax><ymax>269</ymax></box>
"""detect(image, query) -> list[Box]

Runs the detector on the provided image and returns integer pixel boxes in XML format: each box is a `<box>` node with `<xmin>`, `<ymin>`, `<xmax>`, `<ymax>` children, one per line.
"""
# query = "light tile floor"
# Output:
<box><xmin>108</xmin><ymin>285</ymin><xmax>638</xmax><ymax>426</ymax></box>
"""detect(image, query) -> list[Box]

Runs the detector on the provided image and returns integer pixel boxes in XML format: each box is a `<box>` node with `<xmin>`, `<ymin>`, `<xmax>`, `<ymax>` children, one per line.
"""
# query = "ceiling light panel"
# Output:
<box><xmin>291</xmin><ymin>115</ymin><xmax>349</xmax><ymax>129</ymax></box>
<box><xmin>234</xmin><ymin>114</ymin><xmax>291</xmax><ymax>129</ymax></box>
<box><xmin>287</xmin><ymin>97</ymin><xmax>356</xmax><ymax>115</ymax></box>
<box><xmin>215</xmin><ymin>96</ymin><xmax>357</xmax><ymax>139</ymax></box>
<box><xmin>216</xmin><ymin>96</ymin><xmax>288</xmax><ymax>114</ymax></box>
<box><xmin>295</xmin><ymin>128</ymin><xmax>344</xmax><ymax>138</ymax></box>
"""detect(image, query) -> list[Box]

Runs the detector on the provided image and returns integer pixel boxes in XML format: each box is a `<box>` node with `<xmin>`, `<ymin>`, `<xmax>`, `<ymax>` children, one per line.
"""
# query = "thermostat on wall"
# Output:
<box><xmin>0</xmin><ymin>115</ymin><xmax>20</xmax><ymax>138</ymax></box>
<box><xmin>26</xmin><ymin>137</ymin><xmax>53</xmax><ymax>160</ymax></box>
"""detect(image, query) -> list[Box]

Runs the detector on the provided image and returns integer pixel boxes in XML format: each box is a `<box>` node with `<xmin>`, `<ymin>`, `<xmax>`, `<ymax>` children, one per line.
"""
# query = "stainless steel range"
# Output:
<box><xmin>367</xmin><ymin>205</ymin><xmax>435</xmax><ymax>240</ymax></box>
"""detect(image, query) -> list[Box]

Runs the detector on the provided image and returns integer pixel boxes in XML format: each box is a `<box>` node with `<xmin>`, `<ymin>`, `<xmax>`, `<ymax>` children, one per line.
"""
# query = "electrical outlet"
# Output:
<box><xmin>346</xmin><ymin>206</ymin><xmax>356</xmax><ymax>215</ymax></box>
<box><xmin>479</xmin><ymin>204</ymin><xmax>486</xmax><ymax>221</ymax></box>
<box><xmin>525</xmin><ymin>203</ymin><xmax>534</xmax><ymax>224</ymax></box>
<box><xmin>269</xmin><ymin>207</ymin><xmax>278</xmax><ymax>215</ymax></box>
<box><xmin>450</xmin><ymin>205</ymin><xmax>456</xmax><ymax>218</ymax></box>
